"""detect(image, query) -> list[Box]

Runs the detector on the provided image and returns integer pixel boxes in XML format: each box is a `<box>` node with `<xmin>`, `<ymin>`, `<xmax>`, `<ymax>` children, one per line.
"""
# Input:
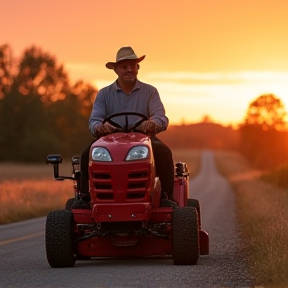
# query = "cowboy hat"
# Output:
<box><xmin>106</xmin><ymin>46</ymin><xmax>145</xmax><ymax>69</ymax></box>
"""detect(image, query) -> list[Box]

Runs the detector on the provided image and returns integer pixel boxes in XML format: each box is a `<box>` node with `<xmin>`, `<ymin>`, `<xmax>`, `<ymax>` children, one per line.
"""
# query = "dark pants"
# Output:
<box><xmin>80</xmin><ymin>136</ymin><xmax>175</xmax><ymax>199</ymax></box>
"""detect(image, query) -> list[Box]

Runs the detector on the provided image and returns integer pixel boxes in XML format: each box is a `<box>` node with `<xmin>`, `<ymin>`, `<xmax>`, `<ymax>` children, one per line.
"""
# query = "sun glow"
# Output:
<box><xmin>80</xmin><ymin>70</ymin><xmax>288</xmax><ymax>126</ymax></box>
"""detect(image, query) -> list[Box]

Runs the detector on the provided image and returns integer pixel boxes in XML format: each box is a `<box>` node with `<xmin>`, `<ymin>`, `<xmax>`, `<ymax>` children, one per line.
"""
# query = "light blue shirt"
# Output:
<box><xmin>89</xmin><ymin>79</ymin><xmax>169</xmax><ymax>136</ymax></box>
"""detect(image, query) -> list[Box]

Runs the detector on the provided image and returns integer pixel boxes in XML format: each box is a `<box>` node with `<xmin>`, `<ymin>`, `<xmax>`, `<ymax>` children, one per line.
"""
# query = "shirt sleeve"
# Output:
<box><xmin>148</xmin><ymin>87</ymin><xmax>169</xmax><ymax>133</ymax></box>
<box><xmin>89</xmin><ymin>89</ymin><xmax>106</xmax><ymax>136</ymax></box>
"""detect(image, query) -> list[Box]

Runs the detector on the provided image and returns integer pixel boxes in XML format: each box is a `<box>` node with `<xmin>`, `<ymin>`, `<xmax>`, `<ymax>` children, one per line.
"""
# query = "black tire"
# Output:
<box><xmin>45</xmin><ymin>210</ymin><xmax>76</xmax><ymax>268</ymax></box>
<box><xmin>65</xmin><ymin>198</ymin><xmax>75</xmax><ymax>210</ymax></box>
<box><xmin>172</xmin><ymin>207</ymin><xmax>199</xmax><ymax>265</ymax></box>
<box><xmin>187</xmin><ymin>198</ymin><xmax>201</xmax><ymax>229</ymax></box>
<box><xmin>76</xmin><ymin>255</ymin><xmax>91</xmax><ymax>260</ymax></box>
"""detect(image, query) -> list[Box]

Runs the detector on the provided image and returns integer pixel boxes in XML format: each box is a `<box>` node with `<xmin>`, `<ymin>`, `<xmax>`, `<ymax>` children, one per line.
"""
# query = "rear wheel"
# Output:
<box><xmin>66</xmin><ymin>198</ymin><xmax>91</xmax><ymax>210</ymax></box>
<box><xmin>65</xmin><ymin>198</ymin><xmax>75</xmax><ymax>210</ymax></box>
<box><xmin>45</xmin><ymin>210</ymin><xmax>76</xmax><ymax>268</ymax></box>
<box><xmin>187</xmin><ymin>198</ymin><xmax>201</xmax><ymax>229</ymax></box>
<box><xmin>172</xmin><ymin>207</ymin><xmax>199</xmax><ymax>265</ymax></box>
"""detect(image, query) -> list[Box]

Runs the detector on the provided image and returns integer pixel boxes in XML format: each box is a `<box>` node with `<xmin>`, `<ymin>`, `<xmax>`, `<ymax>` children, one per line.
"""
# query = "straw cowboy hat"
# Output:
<box><xmin>106</xmin><ymin>46</ymin><xmax>145</xmax><ymax>69</ymax></box>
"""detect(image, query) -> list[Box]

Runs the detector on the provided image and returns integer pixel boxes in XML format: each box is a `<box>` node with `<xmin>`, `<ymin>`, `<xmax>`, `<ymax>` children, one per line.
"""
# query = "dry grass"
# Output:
<box><xmin>214</xmin><ymin>150</ymin><xmax>288</xmax><ymax>288</ymax></box>
<box><xmin>0</xmin><ymin>161</ymin><xmax>74</xmax><ymax>224</ymax></box>
<box><xmin>0</xmin><ymin>162</ymin><xmax>73</xmax><ymax>180</ymax></box>
<box><xmin>1</xmin><ymin>179</ymin><xmax>73</xmax><ymax>224</ymax></box>
<box><xmin>172</xmin><ymin>148</ymin><xmax>201</xmax><ymax>178</ymax></box>
<box><xmin>0</xmin><ymin>149</ymin><xmax>201</xmax><ymax>225</ymax></box>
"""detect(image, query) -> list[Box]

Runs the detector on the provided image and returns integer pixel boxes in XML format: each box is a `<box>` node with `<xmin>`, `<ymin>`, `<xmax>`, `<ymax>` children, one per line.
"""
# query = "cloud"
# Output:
<box><xmin>144</xmin><ymin>70</ymin><xmax>288</xmax><ymax>84</ymax></box>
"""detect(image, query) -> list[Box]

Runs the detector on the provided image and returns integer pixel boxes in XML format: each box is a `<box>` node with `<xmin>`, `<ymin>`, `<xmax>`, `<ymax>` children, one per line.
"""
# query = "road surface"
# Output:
<box><xmin>0</xmin><ymin>150</ymin><xmax>254</xmax><ymax>288</ymax></box>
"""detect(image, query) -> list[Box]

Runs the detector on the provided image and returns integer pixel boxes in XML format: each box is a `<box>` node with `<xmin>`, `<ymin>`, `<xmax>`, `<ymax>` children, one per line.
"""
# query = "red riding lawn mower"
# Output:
<box><xmin>45</xmin><ymin>112</ymin><xmax>209</xmax><ymax>268</ymax></box>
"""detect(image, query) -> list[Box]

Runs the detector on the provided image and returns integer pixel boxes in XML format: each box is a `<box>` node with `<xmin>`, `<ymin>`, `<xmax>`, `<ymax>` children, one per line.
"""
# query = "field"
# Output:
<box><xmin>0</xmin><ymin>149</ymin><xmax>201</xmax><ymax>225</ymax></box>
<box><xmin>0</xmin><ymin>162</ymin><xmax>74</xmax><ymax>224</ymax></box>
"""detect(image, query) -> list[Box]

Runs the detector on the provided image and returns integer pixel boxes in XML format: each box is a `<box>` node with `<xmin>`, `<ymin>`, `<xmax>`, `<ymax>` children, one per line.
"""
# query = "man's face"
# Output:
<box><xmin>114</xmin><ymin>60</ymin><xmax>138</xmax><ymax>84</ymax></box>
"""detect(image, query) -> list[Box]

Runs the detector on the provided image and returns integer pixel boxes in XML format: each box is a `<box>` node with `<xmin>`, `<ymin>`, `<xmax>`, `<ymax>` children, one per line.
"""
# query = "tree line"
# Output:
<box><xmin>1</xmin><ymin>44</ymin><xmax>288</xmax><ymax>169</ymax></box>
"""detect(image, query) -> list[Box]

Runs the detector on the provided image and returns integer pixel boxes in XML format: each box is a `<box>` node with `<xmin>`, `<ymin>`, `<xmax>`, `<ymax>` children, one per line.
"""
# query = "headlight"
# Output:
<box><xmin>125</xmin><ymin>146</ymin><xmax>149</xmax><ymax>161</ymax></box>
<box><xmin>91</xmin><ymin>147</ymin><xmax>112</xmax><ymax>161</ymax></box>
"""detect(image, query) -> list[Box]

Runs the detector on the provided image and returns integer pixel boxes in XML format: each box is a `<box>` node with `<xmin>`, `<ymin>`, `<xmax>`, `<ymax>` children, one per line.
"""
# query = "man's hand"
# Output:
<box><xmin>137</xmin><ymin>120</ymin><xmax>160</xmax><ymax>136</ymax></box>
<box><xmin>94</xmin><ymin>122</ymin><xmax>121</xmax><ymax>137</ymax></box>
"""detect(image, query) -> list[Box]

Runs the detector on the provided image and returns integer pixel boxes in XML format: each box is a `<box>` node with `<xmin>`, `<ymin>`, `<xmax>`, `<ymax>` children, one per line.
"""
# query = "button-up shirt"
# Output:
<box><xmin>89</xmin><ymin>79</ymin><xmax>169</xmax><ymax>136</ymax></box>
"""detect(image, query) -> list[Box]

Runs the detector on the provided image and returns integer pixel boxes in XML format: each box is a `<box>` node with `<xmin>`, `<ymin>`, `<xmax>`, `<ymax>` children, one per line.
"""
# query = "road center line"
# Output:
<box><xmin>0</xmin><ymin>232</ymin><xmax>44</xmax><ymax>246</ymax></box>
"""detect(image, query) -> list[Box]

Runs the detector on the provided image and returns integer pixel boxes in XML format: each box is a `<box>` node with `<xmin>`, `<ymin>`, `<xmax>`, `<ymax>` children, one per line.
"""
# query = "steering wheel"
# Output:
<box><xmin>103</xmin><ymin>112</ymin><xmax>148</xmax><ymax>133</ymax></box>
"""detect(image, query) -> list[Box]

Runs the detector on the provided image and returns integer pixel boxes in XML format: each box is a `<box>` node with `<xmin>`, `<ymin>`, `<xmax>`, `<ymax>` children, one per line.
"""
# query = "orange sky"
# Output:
<box><xmin>1</xmin><ymin>0</ymin><xmax>288</xmax><ymax>126</ymax></box>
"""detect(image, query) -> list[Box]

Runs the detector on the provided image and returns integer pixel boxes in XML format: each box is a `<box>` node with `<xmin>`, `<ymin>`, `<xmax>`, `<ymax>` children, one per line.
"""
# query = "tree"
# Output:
<box><xmin>72</xmin><ymin>81</ymin><xmax>97</xmax><ymax>118</ymax></box>
<box><xmin>202</xmin><ymin>115</ymin><xmax>213</xmax><ymax>123</ymax></box>
<box><xmin>0</xmin><ymin>44</ymin><xmax>14</xmax><ymax>99</ymax></box>
<box><xmin>240</xmin><ymin>94</ymin><xmax>288</xmax><ymax>168</ymax></box>
<box><xmin>15</xmin><ymin>46</ymin><xmax>70</xmax><ymax>104</ymax></box>
<box><xmin>244</xmin><ymin>94</ymin><xmax>287</xmax><ymax>131</ymax></box>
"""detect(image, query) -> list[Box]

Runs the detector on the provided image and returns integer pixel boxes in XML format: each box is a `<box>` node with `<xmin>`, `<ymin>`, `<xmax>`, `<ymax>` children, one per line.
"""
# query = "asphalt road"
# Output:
<box><xmin>0</xmin><ymin>150</ymin><xmax>254</xmax><ymax>288</ymax></box>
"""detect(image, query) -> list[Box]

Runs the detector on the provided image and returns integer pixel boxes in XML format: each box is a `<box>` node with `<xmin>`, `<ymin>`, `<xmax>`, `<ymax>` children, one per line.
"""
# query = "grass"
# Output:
<box><xmin>0</xmin><ymin>162</ymin><xmax>73</xmax><ymax>180</ymax></box>
<box><xmin>261</xmin><ymin>164</ymin><xmax>288</xmax><ymax>189</ymax></box>
<box><xmin>214</xmin><ymin>150</ymin><xmax>288</xmax><ymax>288</ymax></box>
<box><xmin>1</xmin><ymin>179</ymin><xmax>73</xmax><ymax>224</ymax></box>
<box><xmin>0</xmin><ymin>149</ymin><xmax>201</xmax><ymax>225</ymax></box>
<box><xmin>0</xmin><ymin>161</ymin><xmax>74</xmax><ymax>224</ymax></box>
<box><xmin>172</xmin><ymin>148</ymin><xmax>201</xmax><ymax>177</ymax></box>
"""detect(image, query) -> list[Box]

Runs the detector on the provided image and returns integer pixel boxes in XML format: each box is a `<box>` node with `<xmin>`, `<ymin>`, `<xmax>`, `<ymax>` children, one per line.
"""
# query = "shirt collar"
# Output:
<box><xmin>114</xmin><ymin>79</ymin><xmax>141</xmax><ymax>92</ymax></box>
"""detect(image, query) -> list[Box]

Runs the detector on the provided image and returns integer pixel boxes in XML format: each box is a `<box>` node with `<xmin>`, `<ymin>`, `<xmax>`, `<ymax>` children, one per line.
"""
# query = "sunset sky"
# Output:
<box><xmin>1</xmin><ymin>0</ymin><xmax>288</xmax><ymax>126</ymax></box>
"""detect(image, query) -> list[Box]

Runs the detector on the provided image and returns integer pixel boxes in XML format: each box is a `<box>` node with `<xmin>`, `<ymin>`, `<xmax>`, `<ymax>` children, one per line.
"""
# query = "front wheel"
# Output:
<box><xmin>187</xmin><ymin>198</ymin><xmax>201</xmax><ymax>229</ymax></box>
<box><xmin>45</xmin><ymin>210</ymin><xmax>76</xmax><ymax>268</ymax></box>
<box><xmin>172</xmin><ymin>207</ymin><xmax>199</xmax><ymax>265</ymax></box>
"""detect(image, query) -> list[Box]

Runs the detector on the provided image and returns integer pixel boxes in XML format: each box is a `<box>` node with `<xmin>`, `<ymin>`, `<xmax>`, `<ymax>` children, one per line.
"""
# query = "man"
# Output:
<box><xmin>80</xmin><ymin>46</ymin><xmax>176</xmax><ymax>207</ymax></box>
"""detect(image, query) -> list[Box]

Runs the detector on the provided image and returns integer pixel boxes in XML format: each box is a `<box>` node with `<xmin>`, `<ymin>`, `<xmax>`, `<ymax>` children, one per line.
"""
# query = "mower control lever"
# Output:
<box><xmin>46</xmin><ymin>154</ymin><xmax>75</xmax><ymax>181</ymax></box>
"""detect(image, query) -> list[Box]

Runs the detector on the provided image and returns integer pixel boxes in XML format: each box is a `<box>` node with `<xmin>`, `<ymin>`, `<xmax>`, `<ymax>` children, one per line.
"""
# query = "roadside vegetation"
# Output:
<box><xmin>214</xmin><ymin>150</ymin><xmax>288</xmax><ymax>288</ymax></box>
<box><xmin>1</xmin><ymin>179</ymin><xmax>72</xmax><ymax>224</ymax></box>
<box><xmin>172</xmin><ymin>149</ymin><xmax>201</xmax><ymax>177</ymax></box>
<box><xmin>0</xmin><ymin>162</ymin><xmax>73</xmax><ymax>224</ymax></box>
<box><xmin>261</xmin><ymin>164</ymin><xmax>288</xmax><ymax>189</ymax></box>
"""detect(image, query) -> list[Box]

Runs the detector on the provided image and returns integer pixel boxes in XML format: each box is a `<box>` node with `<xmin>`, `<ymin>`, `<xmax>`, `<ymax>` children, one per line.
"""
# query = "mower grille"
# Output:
<box><xmin>127</xmin><ymin>192</ymin><xmax>146</xmax><ymax>199</ymax></box>
<box><xmin>128</xmin><ymin>171</ymin><xmax>148</xmax><ymax>178</ymax></box>
<box><xmin>94</xmin><ymin>183</ymin><xmax>112</xmax><ymax>190</ymax></box>
<box><xmin>92</xmin><ymin>169</ymin><xmax>149</xmax><ymax>201</ymax></box>
<box><xmin>93</xmin><ymin>172</ymin><xmax>113</xmax><ymax>200</ymax></box>
<box><xmin>127</xmin><ymin>169</ymin><xmax>148</xmax><ymax>199</ymax></box>
<box><xmin>128</xmin><ymin>182</ymin><xmax>146</xmax><ymax>189</ymax></box>
<box><xmin>97</xmin><ymin>192</ymin><xmax>114</xmax><ymax>200</ymax></box>
<box><xmin>93</xmin><ymin>173</ymin><xmax>111</xmax><ymax>179</ymax></box>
